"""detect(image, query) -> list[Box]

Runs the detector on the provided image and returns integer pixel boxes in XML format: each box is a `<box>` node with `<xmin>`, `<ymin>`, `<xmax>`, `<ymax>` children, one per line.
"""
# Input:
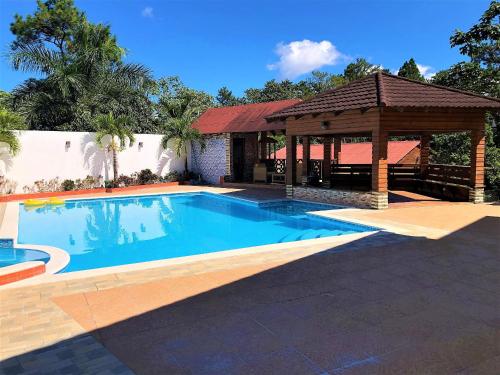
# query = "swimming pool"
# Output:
<box><xmin>17</xmin><ymin>192</ymin><xmax>376</xmax><ymax>273</ymax></box>
<box><xmin>0</xmin><ymin>248</ymin><xmax>50</xmax><ymax>268</ymax></box>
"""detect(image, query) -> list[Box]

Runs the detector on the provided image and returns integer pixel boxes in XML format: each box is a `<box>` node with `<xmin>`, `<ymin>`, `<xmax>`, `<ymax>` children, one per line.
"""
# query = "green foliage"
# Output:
<box><xmin>430</xmin><ymin>1</ymin><xmax>500</xmax><ymax>193</ymax></box>
<box><xmin>10</xmin><ymin>0</ymin><xmax>86</xmax><ymax>55</ymax></box>
<box><xmin>397</xmin><ymin>58</ymin><xmax>425</xmax><ymax>81</ymax></box>
<box><xmin>343</xmin><ymin>58</ymin><xmax>388</xmax><ymax>82</ymax></box>
<box><xmin>94</xmin><ymin>112</ymin><xmax>135</xmax><ymax>181</ymax></box>
<box><xmin>61</xmin><ymin>179</ymin><xmax>75</xmax><ymax>191</ymax></box>
<box><xmin>450</xmin><ymin>0</ymin><xmax>499</xmax><ymax>68</ymax></box>
<box><xmin>240</xmin><ymin>70</ymin><xmax>346</xmax><ymax>104</ymax></box>
<box><xmin>432</xmin><ymin>62</ymin><xmax>499</xmax><ymax>97</ymax></box>
<box><xmin>216</xmin><ymin>86</ymin><xmax>244</xmax><ymax>107</ymax></box>
<box><xmin>9</xmin><ymin>3</ymin><xmax>154</xmax><ymax>132</ymax></box>
<box><xmin>0</xmin><ymin>108</ymin><xmax>26</xmax><ymax>156</ymax></box>
<box><xmin>244</xmin><ymin>79</ymin><xmax>303</xmax><ymax>103</ymax></box>
<box><xmin>161</xmin><ymin>116</ymin><xmax>205</xmax><ymax>172</ymax></box>
<box><xmin>156</xmin><ymin>76</ymin><xmax>214</xmax><ymax>123</ymax></box>
<box><xmin>94</xmin><ymin>112</ymin><xmax>135</xmax><ymax>151</ymax></box>
<box><xmin>163</xmin><ymin>171</ymin><xmax>181</xmax><ymax>182</ymax></box>
<box><xmin>0</xmin><ymin>91</ymin><xmax>13</xmax><ymax>110</ymax></box>
<box><xmin>136</xmin><ymin>169</ymin><xmax>159</xmax><ymax>185</ymax></box>
<box><xmin>156</xmin><ymin>77</ymin><xmax>211</xmax><ymax>172</ymax></box>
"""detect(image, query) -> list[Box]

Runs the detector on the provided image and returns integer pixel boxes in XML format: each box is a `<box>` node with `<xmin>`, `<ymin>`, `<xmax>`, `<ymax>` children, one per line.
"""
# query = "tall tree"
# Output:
<box><xmin>450</xmin><ymin>0</ymin><xmax>499</xmax><ymax>68</ymax></box>
<box><xmin>216</xmin><ymin>86</ymin><xmax>244</xmax><ymax>107</ymax></box>
<box><xmin>244</xmin><ymin>79</ymin><xmax>304</xmax><ymax>103</ymax></box>
<box><xmin>156</xmin><ymin>77</ymin><xmax>212</xmax><ymax>173</ymax></box>
<box><xmin>431</xmin><ymin>1</ymin><xmax>500</xmax><ymax>194</ymax></box>
<box><xmin>9</xmin><ymin>1</ymin><xmax>154</xmax><ymax>132</ymax></box>
<box><xmin>301</xmin><ymin>71</ymin><xmax>346</xmax><ymax>97</ymax></box>
<box><xmin>397</xmin><ymin>58</ymin><xmax>425</xmax><ymax>81</ymax></box>
<box><xmin>94</xmin><ymin>112</ymin><xmax>135</xmax><ymax>182</ymax></box>
<box><xmin>10</xmin><ymin>0</ymin><xmax>86</xmax><ymax>56</ymax></box>
<box><xmin>156</xmin><ymin>76</ymin><xmax>214</xmax><ymax>123</ymax></box>
<box><xmin>343</xmin><ymin>58</ymin><xmax>387</xmax><ymax>82</ymax></box>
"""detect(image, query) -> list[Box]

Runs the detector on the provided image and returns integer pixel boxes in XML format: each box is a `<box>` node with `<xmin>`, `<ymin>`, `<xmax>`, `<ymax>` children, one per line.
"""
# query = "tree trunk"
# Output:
<box><xmin>184</xmin><ymin>145</ymin><xmax>188</xmax><ymax>173</ymax></box>
<box><xmin>112</xmin><ymin>148</ymin><xmax>118</xmax><ymax>182</ymax></box>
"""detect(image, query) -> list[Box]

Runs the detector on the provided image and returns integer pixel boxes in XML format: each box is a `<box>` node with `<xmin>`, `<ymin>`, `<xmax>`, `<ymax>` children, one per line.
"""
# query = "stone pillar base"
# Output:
<box><xmin>469</xmin><ymin>188</ymin><xmax>484</xmax><ymax>204</ymax></box>
<box><xmin>286</xmin><ymin>184</ymin><xmax>293</xmax><ymax>198</ymax></box>
<box><xmin>301</xmin><ymin>176</ymin><xmax>308</xmax><ymax>186</ymax></box>
<box><xmin>371</xmin><ymin>191</ymin><xmax>388</xmax><ymax>209</ymax></box>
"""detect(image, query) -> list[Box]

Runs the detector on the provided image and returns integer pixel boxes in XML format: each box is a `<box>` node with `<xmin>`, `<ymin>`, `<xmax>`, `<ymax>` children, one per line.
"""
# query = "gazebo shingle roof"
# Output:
<box><xmin>266</xmin><ymin>72</ymin><xmax>500</xmax><ymax>120</ymax></box>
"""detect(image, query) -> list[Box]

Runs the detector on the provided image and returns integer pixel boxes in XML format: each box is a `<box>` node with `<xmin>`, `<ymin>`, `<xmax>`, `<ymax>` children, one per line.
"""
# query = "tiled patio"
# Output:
<box><xmin>0</xmin><ymin>187</ymin><xmax>499</xmax><ymax>374</ymax></box>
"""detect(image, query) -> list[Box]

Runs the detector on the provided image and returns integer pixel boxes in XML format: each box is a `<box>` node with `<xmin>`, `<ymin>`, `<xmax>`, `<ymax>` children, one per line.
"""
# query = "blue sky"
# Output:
<box><xmin>0</xmin><ymin>0</ymin><xmax>492</xmax><ymax>96</ymax></box>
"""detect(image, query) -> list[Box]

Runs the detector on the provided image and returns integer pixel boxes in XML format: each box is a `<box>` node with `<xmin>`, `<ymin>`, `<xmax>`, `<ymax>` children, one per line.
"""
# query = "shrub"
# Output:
<box><xmin>104</xmin><ymin>180</ymin><xmax>115</xmax><ymax>189</ymax></box>
<box><xmin>116</xmin><ymin>174</ymin><xmax>134</xmax><ymax>187</ymax></box>
<box><xmin>163</xmin><ymin>171</ymin><xmax>180</xmax><ymax>182</ymax></box>
<box><xmin>137</xmin><ymin>169</ymin><xmax>159</xmax><ymax>185</ymax></box>
<box><xmin>61</xmin><ymin>179</ymin><xmax>75</xmax><ymax>191</ymax></box>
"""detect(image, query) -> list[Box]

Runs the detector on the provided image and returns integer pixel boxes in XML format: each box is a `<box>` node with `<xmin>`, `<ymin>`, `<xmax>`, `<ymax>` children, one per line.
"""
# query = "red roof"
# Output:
<box><xmin>267</xmin><ymin>72</ymin><xmax>500</xmax><ymax>120</ymax></box>
<box><xmin>192</xmin><ymin>99</ymin><xmax>301</xmax><ymax>134</ymax></box>
<box><xmin>273</xmin><ymin>141</ymin><xmax>420</xmax><ymax>164</ymax></box>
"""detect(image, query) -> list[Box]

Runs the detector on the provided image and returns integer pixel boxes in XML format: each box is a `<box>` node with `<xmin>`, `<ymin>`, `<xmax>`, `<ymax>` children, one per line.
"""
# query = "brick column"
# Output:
<box><xmin>371</xmin><ymin>129</ymin><xmax>388</xmax><ymax>209</ymax></box>
<box><xmin>286</xmin><ymin>135</ymin><xmax>297</xmax><ymax>198</ymax></box>
<box><xmin>469</xmin><ymin>128</ymin><xmax>485</xmax><ymax>203</ymax></box>
<box><xmin>333</xmin><ymin>137</ymin><xmax>342</xmax><ymax>164</ymax></box>
<box><xmin>420</xmin><ymin>134</ymin><xmax>431</xmax><ymax>176</ymax></box>
<box><xmin>322</xmin><ymin>137</ymin><xmax>332</xmax><ymax>188</ymax></box>
<box><xmin>302</xmin><ymin>136</ymin><xmax>310</xmax><ymax>185</ymax></box>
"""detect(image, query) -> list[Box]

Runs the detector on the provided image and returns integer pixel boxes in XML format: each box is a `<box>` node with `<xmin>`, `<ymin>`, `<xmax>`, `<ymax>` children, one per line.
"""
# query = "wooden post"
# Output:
<box><xmin>420</xmin><ymin>134</ymin><xmax>431</xmax><ymax>176</ymax></box>
<box><xmin>302</xmin><ymin>136</ymin><xmax>310</xmax><ymax>185</ymax></box>
<box><xmin>259</xmin><ymin>131</ymin><xmax>267</xmax><ymax>161</ymax></box>
<box><xmin>286</xmin><ymin>135</ymin><xmax>297</xmax><ymax>197</ymax></box>
<box><xmin>469</xmin><ymin>128</ymin><xmax>485</xmax><ymax>203</ymax></box>
<box><xmin>371</xmin><ymin>129</ymin><xmax>388</xmax><ymax>209</ymax></box>
<box><xmin>333</xmin><ymin>137</ymin><xmax>342</xmax><ymax>164</ymax></box>
<box><xmin>322</xmin><ymin>137</ymin><xmax>332</xmax><ymax>187</ymax></box>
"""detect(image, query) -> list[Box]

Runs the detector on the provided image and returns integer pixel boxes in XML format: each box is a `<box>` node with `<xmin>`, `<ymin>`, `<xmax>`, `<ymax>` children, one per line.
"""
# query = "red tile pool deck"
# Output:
<box><xmin>0</xmin><ymin>186</ymin><xmax>499</xmax><ymax>374</ymax></box>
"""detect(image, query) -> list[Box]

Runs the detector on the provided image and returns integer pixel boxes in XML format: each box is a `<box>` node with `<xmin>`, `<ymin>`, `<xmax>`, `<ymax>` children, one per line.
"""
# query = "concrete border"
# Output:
<box><xmin>1</xmin><ymin>187</ymin><xmax>392</xmax><ymax>287</ymax></box>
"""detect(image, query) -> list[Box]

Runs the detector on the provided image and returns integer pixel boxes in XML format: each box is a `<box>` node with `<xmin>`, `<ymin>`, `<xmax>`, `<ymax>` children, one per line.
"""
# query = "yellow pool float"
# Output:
<box><xmin>47</xmin><ymin>197</ymin><xmax>65</xmax><ymax>205</ymax></box>
<box><xmin>24</xmin><ymin>199</ymin><xmax>47</xmax><ymax>206</ymax></box>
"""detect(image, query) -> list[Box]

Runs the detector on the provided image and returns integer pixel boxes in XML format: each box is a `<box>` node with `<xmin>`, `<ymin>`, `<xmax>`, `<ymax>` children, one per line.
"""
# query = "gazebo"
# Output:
<box><xmin>266</xmin><ymin>72</ymin><xmax>500</xmax><ymax>209</ymax></box>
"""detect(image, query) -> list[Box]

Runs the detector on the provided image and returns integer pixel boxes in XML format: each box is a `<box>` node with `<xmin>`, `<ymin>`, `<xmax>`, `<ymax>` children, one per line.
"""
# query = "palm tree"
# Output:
<box><xmin>94</xmin><ymin>112</ymin><xmax>134</xmax><ymax>182</ymax></box>
<box><xmin>158</xmin><ymin>77</ymin><xmax>211</xmax><ymax>173</ymax></box>
<box><xmin>0</xmin><ymin>108</ymin><xmax>25</xmax><ymax>156</ymax></box>
<box><xmin>161</xmin><ymin>116</ymin><xmax>205</xmax><ymax>174</ymax></box>
<box><xmin>10</xmin><ymin>23</ymin><xmax>154</xmax><ymax>131</ymax></box>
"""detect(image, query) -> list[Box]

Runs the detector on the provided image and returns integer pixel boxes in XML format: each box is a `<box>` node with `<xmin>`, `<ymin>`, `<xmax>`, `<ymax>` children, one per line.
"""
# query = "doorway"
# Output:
<box><xmin>233</xmin><ymin>138</ymin><xmax>245</xmax><ymax>181</ymax></box>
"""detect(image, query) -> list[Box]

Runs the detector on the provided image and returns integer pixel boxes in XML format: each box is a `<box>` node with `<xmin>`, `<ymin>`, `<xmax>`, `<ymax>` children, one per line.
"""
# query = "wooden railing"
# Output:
<box><xmin>422</xmin><ymin>164</ymin><xmax>470</xmax><ymax>186</ymax></box>
<box><xmin>263</xmin><ymin>160</ymin><xmax>474</xmax><ymax>191</ymax></box>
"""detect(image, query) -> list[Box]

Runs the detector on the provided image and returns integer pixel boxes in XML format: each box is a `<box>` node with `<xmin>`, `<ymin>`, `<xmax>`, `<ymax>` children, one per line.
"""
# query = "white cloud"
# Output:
<box><xmin>141</xmin><ymin>6</ymin><xmax>154</xmax><ymax>18</ymax></box>
<box><xmin>267</xmin><ymin>40</ymin><xmax>345</xmax><ymax>80</ymax></box>
<box><xmin>416</xmin><ymin>64</ymin><xmax>435</xmax><ymax>79</ymax></box>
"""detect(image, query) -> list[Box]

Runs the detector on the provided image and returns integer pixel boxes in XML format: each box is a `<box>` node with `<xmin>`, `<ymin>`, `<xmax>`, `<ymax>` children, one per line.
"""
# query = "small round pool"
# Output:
<box><xmin>0</xmin><ymin>248</ymin><xmax>50</xmax><ymax>268</ymax></box>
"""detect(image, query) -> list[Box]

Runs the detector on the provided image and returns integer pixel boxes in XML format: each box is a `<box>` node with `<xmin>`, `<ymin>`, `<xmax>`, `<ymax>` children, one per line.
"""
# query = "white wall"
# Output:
<box><xmin>0</xmin><ymin>131</ymin><xmax>189</xmax><ymax>193</ymax></box>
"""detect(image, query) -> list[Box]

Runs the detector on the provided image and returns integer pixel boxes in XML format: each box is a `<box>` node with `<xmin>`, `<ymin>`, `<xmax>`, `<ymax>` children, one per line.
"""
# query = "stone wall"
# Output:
<box><xmin>191</xmin><ymin>134</ymin><xmax>226</xmax><ymax>185</ymax></box>
<box><xmin>292</xmin><ymin>186</ymin><xmax>373</xmax><ymax>208</ymax></box>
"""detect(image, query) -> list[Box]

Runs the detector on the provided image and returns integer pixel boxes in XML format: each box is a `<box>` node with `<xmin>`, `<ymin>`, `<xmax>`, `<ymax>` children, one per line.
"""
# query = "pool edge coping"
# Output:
<box><xmin>1</xmin><ymin>187</ymin><xmax>409</xmax><ymax>288</ymax></box>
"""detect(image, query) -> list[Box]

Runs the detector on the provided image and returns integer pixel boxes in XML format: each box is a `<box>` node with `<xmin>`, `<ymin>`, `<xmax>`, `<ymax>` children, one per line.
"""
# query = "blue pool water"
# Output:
<box><xmin>0</xmin><ymin>248</ymin><xmax>50</xmax><ymax>267</ymax></box>
<box><xmin>17</xmin><ymin>192</ymin><xmax>375</xmax><ymax>273</ymax></box>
